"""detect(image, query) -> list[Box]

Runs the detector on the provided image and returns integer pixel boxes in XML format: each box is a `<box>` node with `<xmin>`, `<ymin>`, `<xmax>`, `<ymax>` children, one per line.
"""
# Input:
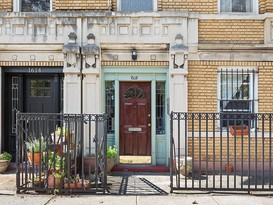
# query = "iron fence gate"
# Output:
<box><xmin>170</xmin><ymin>112</ymin><xmax>273</xmax><ymax>193</ymax></box>
<box><xmin>16</xmin><ymin>112</ymin><xmax>108</xmax><ymax>194</ymax></box>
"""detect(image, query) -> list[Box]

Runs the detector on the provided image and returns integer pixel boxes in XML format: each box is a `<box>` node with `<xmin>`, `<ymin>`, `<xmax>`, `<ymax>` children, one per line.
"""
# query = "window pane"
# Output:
<box><xmin>220</xmin><ymin>0</ymin><xmax>253</xmax><ymax>12</ymax></box>
<box><xmin>121</xmin><ymin>0</ymin><xmax>153</xmax><ymax>12</ymax></box>
<box><xmin>156</xmin><ymin>82</ymin><xmax>165</xmax><ymax>134</ymax></box>
<box><xmin>22</xmin><ymin>0</ymin><xmax>50</xmax><ymax>12</ymax></box>
<box><xmin>105</xmin><ymin>81</ymin><xmax>115</xmax><ymax>134</ymax></box>
<box><xmin>220</xmin><ymin>0</ymin><xmax>231</xmax><ymax>12</ymax></box>
<box><xmin>219</xmin><ymin>69</ymin><xmax>256</xmax><ymax>128</ymax></box>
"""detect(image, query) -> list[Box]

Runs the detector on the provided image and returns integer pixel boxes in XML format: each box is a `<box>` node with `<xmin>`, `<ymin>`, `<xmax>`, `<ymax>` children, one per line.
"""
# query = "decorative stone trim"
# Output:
<box><xmin>0</xmin><ymin>61</ymin><xmax>63</xmax><ymax>66</ymax></box>
<box><xmin>101</xmin><ymin>61</ymin><xmax>169</xmax><ymax>66</ymax></box>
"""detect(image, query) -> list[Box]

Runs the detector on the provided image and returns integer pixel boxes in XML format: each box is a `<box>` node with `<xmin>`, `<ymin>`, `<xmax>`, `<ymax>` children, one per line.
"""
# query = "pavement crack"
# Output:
<box><xmin>43</xmin><ymin>195</ymin><xmax>56</xmax><ymax>205</ymax></box>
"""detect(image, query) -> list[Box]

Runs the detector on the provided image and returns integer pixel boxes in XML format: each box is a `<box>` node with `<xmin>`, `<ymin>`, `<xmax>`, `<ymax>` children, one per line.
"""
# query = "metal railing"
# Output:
<box><xmin>170</xmin><ymin>112</ymin><xmax>273</xmax><ymax>193</ymax></box>
<box><xmin>16</xmin><ymin>113</ymin><xmax>108</xmax><ymax>194</ymax></box>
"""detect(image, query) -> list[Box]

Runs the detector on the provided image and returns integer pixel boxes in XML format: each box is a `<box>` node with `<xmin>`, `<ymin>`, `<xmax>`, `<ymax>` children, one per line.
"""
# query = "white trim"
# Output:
<box><xmin>13</xmin><ymin>0</ymin><xmax>21</xmax><ymax>12</ymax></box>
<box><xmin>218</xmin><ymin>0</ymin><xmax>259</xmax><ymax>15</ymax></box>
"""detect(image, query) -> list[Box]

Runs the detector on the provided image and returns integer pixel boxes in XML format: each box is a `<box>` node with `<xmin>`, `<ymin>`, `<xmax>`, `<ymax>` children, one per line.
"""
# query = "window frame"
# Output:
<box><xmin>218</xmin><ymin>0</ymin><xmax>258</xmax><ymax>14</ymax></box>
<box><xmin>117</xmin><ymin>0</ymin><xmax>157</xmax><ymax>12</ymax></box>
<box><xmin>217</xmin><ymin>67</ymin><xmax>258</xmax><ymax>128</ymax></box>
<box><xmin>13</xmin><ymin>0</ymin><xmax>52</xmax><ymax>12</ymax></box>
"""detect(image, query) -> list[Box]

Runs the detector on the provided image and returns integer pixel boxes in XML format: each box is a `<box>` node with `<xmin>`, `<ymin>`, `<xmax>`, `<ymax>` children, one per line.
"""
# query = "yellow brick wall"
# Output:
<box><xmin>199</xmin><ymin>20</ymin><xmax>264</xmax><ymax>44</ymax></box>
<box><xmin>265</xmin><ymin>0</ymin><xmax>273</xmax><ymax>12</ymax></box>
<box><xmin>54</xmin><ymin>0</ymin><xmax>110</xmax><ymax>10</ymax></box>
<box><xmin>160</xmin><ymin>0</ymin><xmax>217</xmax><ymax>13</ymax></box>
<box><xmin>112</xmin><ymin>0</ymin><xmax>117</xmax><ymax>11</ymax></box>
<box><xmin>188</xmin><ymin>137</ymin><xmax>273</xmax><ymax>163</ymax></box>
<box><xmin>188</xmin><ymin>61</ymin><xmax>273</xmax><ymax>114</ymax></box>
<box><xmin>260</xmin><ymin>0</ymin><xmax>266</xmax><ymax>13</ymax></box>
<box><xmin>258</xmin><ymin>63</ymin><xmax>273</xmax><ymax>113</ymax></box>
<box><xmin>0</xmin><ymin>0</ymin><xmax>12</xmax><ymax>11</ymax></box>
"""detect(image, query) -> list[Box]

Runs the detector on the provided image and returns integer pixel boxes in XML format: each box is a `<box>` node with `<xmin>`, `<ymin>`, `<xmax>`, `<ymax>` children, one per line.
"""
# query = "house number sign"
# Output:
<box><xmin>28</xmin><ymin>68</ymin><xmax>42</xmax><ymax>73</ymax></box>
<box><xmin>131</xmin><ymin>76</ymin><xmax>138</xmax><ymax>80</ymax></box>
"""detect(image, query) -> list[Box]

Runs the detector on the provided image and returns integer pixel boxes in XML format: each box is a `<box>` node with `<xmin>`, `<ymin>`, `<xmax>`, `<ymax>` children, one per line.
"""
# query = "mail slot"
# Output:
<box><xmin>128</xmin><ymin>127</ymin><xmax>142</xmax><ymax>132</ymax></box>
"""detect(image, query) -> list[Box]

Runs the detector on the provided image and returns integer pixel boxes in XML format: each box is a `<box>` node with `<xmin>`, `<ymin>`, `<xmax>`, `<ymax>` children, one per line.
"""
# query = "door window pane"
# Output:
<box><xmin>30</xmin><ymin>79</ymin><xmax>51</xmax><ymax>97</ymax></box>
<box><xmin>105</xmin><ymin>81</ymin><xmax>115</xmax><ymax>134</ymax></box>
<box><xmin>156</xmin><ymin>82</ymin><xmax>165</xmax><ymax>134</ymax></box>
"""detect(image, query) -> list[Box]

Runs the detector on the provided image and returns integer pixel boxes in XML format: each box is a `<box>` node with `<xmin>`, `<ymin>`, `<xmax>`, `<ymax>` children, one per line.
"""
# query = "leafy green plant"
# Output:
<box><xmin>25</xmin><ymin>136</ymin><xmax>46</xmax><ymax>153</ymax></box>
<box><xmin>0</xmin><ymin>152</ymin><xmax>12</xmax><ymax>162</ymax></box>
<box><xmin>43</xmin><ymin>151</ymin><xmax>65</xmax><ymax>171</ymax></box>
<box><xmin>107</xmin><ymin>146</ymin><xmax>118</xmax><ymax>158</ymax></box>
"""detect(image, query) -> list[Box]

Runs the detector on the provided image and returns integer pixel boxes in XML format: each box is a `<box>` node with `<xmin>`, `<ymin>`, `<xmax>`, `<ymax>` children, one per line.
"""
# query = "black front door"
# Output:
<box><xmin>3</xmin><ymin>73</ymin><xmax>62</xmax><ymax>159</ymax></box>
<box><xmin>24</xmin><ymin>75</ymin><xmax>59</xmax><ymax>113</ymax></box>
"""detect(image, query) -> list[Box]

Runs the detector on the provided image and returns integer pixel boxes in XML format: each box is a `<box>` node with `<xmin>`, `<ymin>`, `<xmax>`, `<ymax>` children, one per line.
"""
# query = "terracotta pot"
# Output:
<box><xmin>27</xmin><ymin>152</ymin><xmax>42</xmax><ymax>166</ymax></box>
<box><xmin>64</xmin><ymin>182</ymin><xmax>84</xmax><ymax>189</ymax></box>
<box><xmin>107</xmin><ymin>158</ymin><xmax>115</xmax><ymax>173</ymax></box>
<box><xmin>47</xmin><ymin>174</ymin><xmax>63</xmax><ymax>189</ymax></box>
<box><xmin>225</xmin><ymin>164</ymin><xmax>234</xmax><ymax>173</ymax></box>
<box><xmin>0</xmin><ymin>160</ymin><xmax>9</xmax><ymax>174</ymax></box>
<box><xmin>230</xmin><ymin>125</ymin><xmax>249</xmax><ymax>136</ymax></box>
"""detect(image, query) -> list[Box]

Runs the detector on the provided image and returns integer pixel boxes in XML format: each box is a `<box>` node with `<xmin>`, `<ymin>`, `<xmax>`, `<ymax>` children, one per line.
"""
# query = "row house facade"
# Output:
<box><xmin>0</xmin><ymin>0</ymin><xmax>272</xmax><ymax>166</ymax></box>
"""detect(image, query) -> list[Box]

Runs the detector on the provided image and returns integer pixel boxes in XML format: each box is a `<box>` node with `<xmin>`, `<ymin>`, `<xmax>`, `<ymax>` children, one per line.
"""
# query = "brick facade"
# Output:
<box><xmin>199</xmin><ymin>20</ymin><xmax>264</xmax><ymax>44</ymax></box>
<box><xmin>160</xmin><ymin>0</ymin><xmax>217</xmax><ymax>13</ymax></box>
<box><xmin>0</xmin><ymin>0</ymin><xmax>12</xmax><ymax>11</ymax></box>
<box><xmin>54</xmin><ymin>0</ymin><xmax>109</xmax><ymax>10</ymax></box>
<box><xmin>188</xmin><ymin>137</ymin><xmax>273</xmax><ymax>165</ymax></box>
<box><xmin>188</xmin><ymin>61</ymin><xmax>273</xmax><ymax>113</ymax></box>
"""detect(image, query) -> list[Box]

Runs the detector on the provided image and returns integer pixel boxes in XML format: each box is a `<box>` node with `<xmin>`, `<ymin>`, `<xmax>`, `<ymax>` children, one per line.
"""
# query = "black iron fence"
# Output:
<box><xmin>170</xmin><ymin>112</ymin><xmax>273</xmax><ymax>193</ymax></box>
<box><xmin>16</xmin><ymin>113</ymin><xmax>108</xmax><ymax>194</ymax></box>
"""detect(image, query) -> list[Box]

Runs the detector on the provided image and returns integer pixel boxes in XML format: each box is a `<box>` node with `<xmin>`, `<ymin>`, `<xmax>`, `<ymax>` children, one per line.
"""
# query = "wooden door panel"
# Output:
<box><xmin>120</xmin><ymin>82</ymin><xmax>151</xmax><ymax>156</ymax></box>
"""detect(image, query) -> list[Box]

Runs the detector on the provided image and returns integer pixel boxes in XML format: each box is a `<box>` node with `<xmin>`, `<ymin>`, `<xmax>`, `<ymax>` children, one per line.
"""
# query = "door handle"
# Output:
<box><xmin>148</xmin><ymin>123</ymin><xmax>151</xmax><ymax>127</ymax></box>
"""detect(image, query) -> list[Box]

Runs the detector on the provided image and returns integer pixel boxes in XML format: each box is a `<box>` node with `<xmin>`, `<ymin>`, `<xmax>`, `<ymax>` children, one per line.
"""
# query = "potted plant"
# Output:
<box><xmin>33</xmin><ymin>172</ymin><xmax>46</xmax><ymax>187</ymax></box>
<box><xmin>0</xmin><ymin>152</ymin><xmax>12</xmax><ymax>174</ymax></box>
<box><xmin>44</xmin><ymin>151</ymin><xmax>65</xmax><ymax>189</ymax></box>
<box><xmin>51</xmin><ymin>127</ymin><xmax>74</xmax><ymax>156</ymax></box>
<box><xmin>25</xmin><ymin>136</ymin><xmax>46</xmax><ymax>166</ymax></box>
<box><xmin>107</xmin><ymin>146</ymin><xmax>118</xmax><ymax>173</ymax></box>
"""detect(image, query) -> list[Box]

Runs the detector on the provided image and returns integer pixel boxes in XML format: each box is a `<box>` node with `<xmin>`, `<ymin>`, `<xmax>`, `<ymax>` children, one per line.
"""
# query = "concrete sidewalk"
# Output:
<box><xmin>0</xmin><ymin>168</ymin><xmax>273</xmax><ymax>205</ymax></box>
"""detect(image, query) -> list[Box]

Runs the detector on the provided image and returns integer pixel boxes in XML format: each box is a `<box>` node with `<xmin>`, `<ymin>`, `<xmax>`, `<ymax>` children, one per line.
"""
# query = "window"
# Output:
<box><xmin>11</xmin><ymin>76</ymin><xmax>19</xmax><ymax>133</ymax></box>
<box><xmin>105</xmin><ymin>81</ymin><xmax>115</xmax><ymax>134</ymax></box>
<box><xmin>119</xmin><ymin>0</ymin><xmax>156</xmax><ymax>12</ymax></box>
<box><xmin>219</xmin><ymin>0</ymin><xmax>257</xmax><ymax>13</ymax></box>
<box><xmin>14</xmin><ymin>0</ymin><xmax>51</xmax><ymax>12</ymax></box>
<box><xmin>30</xmin><ymin>79</ymin><xmax>51</xmax><ymax>97</ymax></box>
<box><xmin>218</xmin><ymin>68</ymin><xmax>258</xmax><ymax>127</ymax></box>
<box><xmin>156</xmin><ymin>82</ymin><xmax>165</xmax><ymax>134</ymax></box>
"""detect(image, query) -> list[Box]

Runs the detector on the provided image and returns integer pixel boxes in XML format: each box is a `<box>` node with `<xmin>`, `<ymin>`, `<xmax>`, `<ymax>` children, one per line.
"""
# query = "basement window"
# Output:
<box><xmin>14</xmin><ymin>0</ymin><xmax>51</xmax><ymax>12</ymax></box>
<box><xmin>219</xmin><ymin>0</ymin><xmax>258</xmax><ymax>13</ymax></box>
<box><xmin>118</xmin><ymin>0</ymin><xmax>157</xmax><ymax>12</ymax></box>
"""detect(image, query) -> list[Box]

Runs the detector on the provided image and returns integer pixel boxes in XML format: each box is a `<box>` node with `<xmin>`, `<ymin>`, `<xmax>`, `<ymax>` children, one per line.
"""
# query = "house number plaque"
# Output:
<box><xmin>131</xmin><ymin>76</ymin><xmax>138</xmax><ymax>80</ymax></box>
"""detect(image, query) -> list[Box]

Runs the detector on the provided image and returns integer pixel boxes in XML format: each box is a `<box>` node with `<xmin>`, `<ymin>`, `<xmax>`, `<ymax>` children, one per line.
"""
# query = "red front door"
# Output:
<box><xmin>119</xmin><ymin>82</ymin><xmax>151</xmax><ymax>156</ymax></box>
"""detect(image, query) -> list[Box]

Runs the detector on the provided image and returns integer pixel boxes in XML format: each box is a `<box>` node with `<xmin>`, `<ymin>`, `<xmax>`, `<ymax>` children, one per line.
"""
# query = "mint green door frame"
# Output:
<box><xmin>102</xmin><ymin>66</ymin><xmax>169</xmax><ymax>165</ymax></box>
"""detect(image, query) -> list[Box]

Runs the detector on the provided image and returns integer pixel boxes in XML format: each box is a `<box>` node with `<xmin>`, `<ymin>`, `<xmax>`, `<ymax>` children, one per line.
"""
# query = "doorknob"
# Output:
<box><xmin>148</xmin><ymin>123</ymin><xmax>151</xmax><ymax>127</ymax></box>
<box><xmin>148</xmin><ymin>114</ymin><xmax>151</xmax><ymax>117</ymax></box>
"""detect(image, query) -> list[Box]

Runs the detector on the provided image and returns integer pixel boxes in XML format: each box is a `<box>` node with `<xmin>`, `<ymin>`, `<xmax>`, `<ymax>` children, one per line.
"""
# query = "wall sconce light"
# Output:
<box><xmin>131</xmin><ymin>48</ymin><xmax>137</xmax><ymax>61</ymax></box>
